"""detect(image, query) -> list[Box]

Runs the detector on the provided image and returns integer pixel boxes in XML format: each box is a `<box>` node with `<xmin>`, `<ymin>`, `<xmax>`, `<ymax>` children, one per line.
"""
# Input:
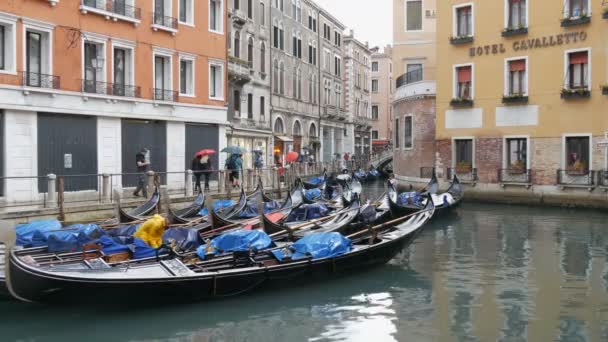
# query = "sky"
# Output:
<box><xmin>314</xmin><ymin>0</ymin><xmax>393</xmax><ymax>49</ymax></box>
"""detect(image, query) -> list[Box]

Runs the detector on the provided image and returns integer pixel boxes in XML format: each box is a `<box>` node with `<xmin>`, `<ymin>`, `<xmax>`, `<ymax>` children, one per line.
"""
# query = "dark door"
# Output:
<box><xmin>37</xmin><ymin>113</ymin><xmax>98</xmax><ymax>192</ymax></box>
<box><xmin>121</xmin><ymin>119</ymin><xmax>167</xmax><ymax>186</ymax></box>
<box><xmin>185</xmin><ymin>123</ymin><xmax>219</xmax><ymax>179</ymax></box>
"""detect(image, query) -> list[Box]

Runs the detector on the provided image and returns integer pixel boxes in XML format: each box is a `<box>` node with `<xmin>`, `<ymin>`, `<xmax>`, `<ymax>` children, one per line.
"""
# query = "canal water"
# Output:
<box><xmin>2</xmin><ymin>180</ymin><xmax>608</xmax><ymax>341</ymax></box>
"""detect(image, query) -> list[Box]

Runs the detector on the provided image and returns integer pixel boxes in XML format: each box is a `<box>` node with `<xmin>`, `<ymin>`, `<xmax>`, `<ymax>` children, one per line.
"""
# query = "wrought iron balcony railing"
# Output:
<box><xmin>498</xmin><ymin>168</ymin><xmax>532</xmax><ymax>184</ymax></box>
<box><xmin>597</xmin><ymin>170</ymin><xmax>608</xmax><ymax>187</ymax></box>
<box><xmin>395</xmin><ymin>68</ymin><xmax>423</xmax><ymax>89</ymax></box>
<box><xmin>153</xmin><ymin>12</ymin><xmax>178</xmax><ymax>29</ymax></box>
<box><xmin>21</xmin><ymin>71</ymin><xmax>60</xmax><ymax>89</ymax></box>
<box><xmin>557</xmin><ymin>169</ymin><xmax>595</xmax><ymax>186</ymax></box>
<box><xmin>81</xmin><ymin>80</ymin><xmax>141</xmax><ymax>98</ymax></box>
<box><xmin>420</xmin><ymin>167</ymin><xmax>435</xmax><ymax>179</ymax></box>
<box><xmin>81</xmin><ymin>0</ymin><xmax>141</xmax><ymax>20</ymax></box>
<box><xmin>153</xmin><ymin>88</ymin><xmax>178</xmax><ymax>102</ymax></box>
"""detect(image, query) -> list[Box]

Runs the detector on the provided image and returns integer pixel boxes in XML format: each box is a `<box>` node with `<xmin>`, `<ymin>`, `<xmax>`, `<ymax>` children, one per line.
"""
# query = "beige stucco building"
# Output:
<box><xmin>370</xmin><ymin>45</ymin><xmax>393</xmax><ymax>152</ymax></box>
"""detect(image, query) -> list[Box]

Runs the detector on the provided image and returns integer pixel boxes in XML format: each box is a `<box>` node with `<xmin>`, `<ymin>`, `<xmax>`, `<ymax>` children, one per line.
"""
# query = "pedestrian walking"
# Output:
<box><xmin>133</xmin><ymin>148</ymin><xmax>150</xmax><ymax>197</ymax></box>
<box><xmin>201</xmin><ymin>155</ymin><xmax>212</xmax><ymax>191</ymax></box>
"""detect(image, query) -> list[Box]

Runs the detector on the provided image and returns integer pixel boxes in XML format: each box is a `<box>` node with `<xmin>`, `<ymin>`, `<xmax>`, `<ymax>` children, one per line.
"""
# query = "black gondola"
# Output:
<box><xmin>114</xmin><ymin>187</ymin><xmax>161</xmax><ymax>224</ymax></box>
<box><xmin>388</xmin><ymin>175</ymin><xmax>463</xmax><ymax>217</ymax></box>
<box><xmin>302</xmin><ymin>171</ymin><xmax>327</xmax><ymax>190</ymax></box>
<box><xmin>420</xmin><ymin>173</ymin><xmax>439</xmax><ymax>195</ymax></box>
<box><xmin>6</xmin><ymin>198</ymin><xmax>434</xmax><ymax>303</ymax></box>
<box><xmin>167</xmin><ymin>192</ymin><xmax>206</xmax><ymax>224</ymax></box>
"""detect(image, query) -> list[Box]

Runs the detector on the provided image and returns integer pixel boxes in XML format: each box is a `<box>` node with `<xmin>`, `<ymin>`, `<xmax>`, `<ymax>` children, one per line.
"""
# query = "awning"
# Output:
<box><xmin>274</xmin><ymin>135</ymin><xmax>294</xmax><ymax>142</ymax></box>
<box><xmin>373</xmin><ymin>140</ymin><xmax>391</xmax><ymax>146</ymax></box>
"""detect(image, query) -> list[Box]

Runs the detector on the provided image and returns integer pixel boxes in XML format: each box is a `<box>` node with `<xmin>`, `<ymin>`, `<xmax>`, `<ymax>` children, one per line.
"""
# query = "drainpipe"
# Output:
<box><xmin>269</xmin><ymin>2</ymin><xmax>274</xmax><ymax>164</ymax></box>
<box><xmin>316</xmin><ymin>7</ymin><xmax>322</xmax><ymax>162</ymax></box>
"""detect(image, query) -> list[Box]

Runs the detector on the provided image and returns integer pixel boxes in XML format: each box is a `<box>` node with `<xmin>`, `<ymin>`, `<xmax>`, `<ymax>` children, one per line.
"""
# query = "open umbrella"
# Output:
<box><xmin>221</xmin><ymin>146</ymin><xmax>246</xmax><ymax>154</ymax></box>
<box><xmin>195</xmin><ymin>149</ymin><xmax>216</xmax><ymax>157</ymax></box>
<box><xmin>286</xmin><ymin>151</ymin><xmax>299</xmax><ymax>163</ymax></box>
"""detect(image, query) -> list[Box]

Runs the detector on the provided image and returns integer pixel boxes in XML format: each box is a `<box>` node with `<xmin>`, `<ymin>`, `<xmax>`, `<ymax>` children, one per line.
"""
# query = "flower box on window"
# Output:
<box><xmin>449</xmin><ymin>36</ymin><xmax>474</xmax><ymax>45</ymax></box>
<box><xmin>450</xmin><ymin>98</ymin><xmax>474</xmax><ymax>107</ymax></box>
<box><xmin>602</xmin><ymin>85</ymin><xmax>608</xmax><ymax>95</ymax></box>
<box><xmin>501</xmin><ymin>27</ymin><xmax>528</xmax><ymax>37</ymax></box>
<box><xmin>566</xmin><ymin>161</ymin><xmax>588</xmax><ymax>176</ymax></box>
<box><xmin>455</xmin><ymin>162</ymin><xmax>472</xmax><ymax>175</ymax></box>
<box><xmin>561</xmin><ymin>15</ymin><xmax>591</xmax><ymax>27</ymax></box>
<box><xmin>561</xmin><ymin>88</ymin><xmax>591</xmax><ymax>99</ymax></box>
<box><xmin>502</xmin><ymin>94</ymin><xmax>529</xmax><ymax>104</ymax></box>
<box><xmin>508</xmin><ymin>160</ymin><xmax>526</xmax><ymax>175</ymax></box>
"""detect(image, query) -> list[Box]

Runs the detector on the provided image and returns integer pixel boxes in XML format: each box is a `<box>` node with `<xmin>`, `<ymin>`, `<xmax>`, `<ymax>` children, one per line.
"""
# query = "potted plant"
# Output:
<box><xmin>561</xmin><ymin>10</ymin><xmax>591</xmax><ymax>26</ymax></box>
<box><xmin>455</xmin><ymin>161</ymin><xmax>472</xmax><ymax>174</ymax></box>
<box><xmin>449</xmin><ymin>35</ymin><xmax>474</xmax><ymax>45</ymax></box>
<box><xmin>501</xmin><ymin>24</ymin><xmax>528</xmax><ymax>37</ymax></box>
<box><xmin>509</xmin><ymin>160</ymin><xmax>526</xmax><ymax>174</ymax></box>
<box><xmin>561</xmin><ymin>88</ymin><xmax>591</xmax><ymax>99</ymax></box>
<box><xmin>502</xmin><ymin>94</ymin><xmax>529</xmax><ymax>104</ymax></box>
<box><xmin>567</xmin><ymin>160</ymin><xmax>588</xmax><ymax>176</ymax></box>
<box><xmin>450</xmin><ymin>97</ymin><xmax>474</xmax><ymax>107</ymax></box>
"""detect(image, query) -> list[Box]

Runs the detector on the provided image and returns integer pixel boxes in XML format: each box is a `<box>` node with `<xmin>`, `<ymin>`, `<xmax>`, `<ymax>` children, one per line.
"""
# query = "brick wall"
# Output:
<box><xmin>435</xmin><ymin>139</ymin><xmax>451</xmax><ymax>179</ymax></box>
<box><xmin>476</xmin><ymin>138</ymin><xmax>502</xmax><ymax>183</ymax></box>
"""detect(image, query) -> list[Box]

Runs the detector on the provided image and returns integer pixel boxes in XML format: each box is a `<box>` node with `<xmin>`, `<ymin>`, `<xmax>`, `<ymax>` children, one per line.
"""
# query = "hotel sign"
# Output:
<box><xmin>469</xmin><ymin>31</ymin><xmax>588</xmax><ymax>57</ymax></box>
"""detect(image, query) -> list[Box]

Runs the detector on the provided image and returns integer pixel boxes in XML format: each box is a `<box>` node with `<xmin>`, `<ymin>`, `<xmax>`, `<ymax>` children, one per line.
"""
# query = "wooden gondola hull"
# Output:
<box><xmin>7</xmin><ymin>226</ymin><xmax>421</xmax><ymax>303</ymax></box>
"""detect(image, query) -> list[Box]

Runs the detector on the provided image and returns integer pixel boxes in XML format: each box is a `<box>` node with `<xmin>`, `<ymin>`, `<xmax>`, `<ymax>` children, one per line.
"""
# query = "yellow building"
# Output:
<box><xmin>436</xmin><ymin>0</ymin><xmax>608</xmax><ymax>188</ymax></box>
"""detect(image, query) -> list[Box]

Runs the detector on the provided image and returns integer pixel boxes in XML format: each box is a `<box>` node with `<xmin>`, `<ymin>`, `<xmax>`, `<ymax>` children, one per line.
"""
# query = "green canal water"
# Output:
<box><xmin>2</xmin><ymin>180</ymin><xmax>608</xmax><ymax>341</ymax></box>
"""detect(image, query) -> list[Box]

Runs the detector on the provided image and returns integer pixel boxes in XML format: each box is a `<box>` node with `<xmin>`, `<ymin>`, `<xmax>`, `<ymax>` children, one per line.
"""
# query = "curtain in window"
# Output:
<box><xmin>566</xmin><ymin>137</ymin><xmax>589</xmax><ymax>169</ymax></box>
<box><xmin>457</xmin><ymin>66</ymin><xmax>471</xmax><ymax>98</ymax></box>
<box><xmin>569</xmin><ymin>52</ymin><xmax>588</xmax><ymax>88</ymax></box>
<box><xmin>509</xmin><ymin>0</ymin><xmax>526</xmax><ymax>28</ymax></box>
<box><xmin>509</xmin><ymin>60</ymin><xmax>525</xmax><ymax>95</ymax></box>
<box><xmin>457</xmin><ymin>7</ymin><xmax>471</xmax><ymax>36</ymax></box>
<box><xmin>406</xmin><ymin>0</ymin><xmax>422</xmax><ymax>30</ymax></box>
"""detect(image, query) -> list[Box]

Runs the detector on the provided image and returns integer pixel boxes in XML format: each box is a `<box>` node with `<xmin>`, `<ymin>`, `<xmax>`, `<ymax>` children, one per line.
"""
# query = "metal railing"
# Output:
<box><xmin>81</xmin><ymin>0</ymin><xmax>141</xmax><ymax>19</ymax></box>
<box><xmin>153</xmin><ymin>12</ymin><xmax>178</xmax><ymax>29</ymax></box>
<box><xmin>82</xmin><ymin>80</ymin><xmax>141</xmax><ymax>97</ymax></box>
<box><xmin>597</xmin><ymin>170</ymin><xmax>608</xmax><ymax>187</ymax></box>
<box><xmin>420</xmin><ymin>167</ymin><xmax>435</xmax><ymax>179</ymax></box>
<box><xmin>557</xmin><ymin>169</ymin><xmax>595</xmax><ymax>186</ymax></box>
<box><xmin>21</xmin><ymin>71</ymin><xmax>60</xmax><ymax>89</ymax></box>
<box><xmin>153</xmin><ymin>88</ymin><xmax>179</xmax><ymax>102</ymax></box>
<box><xmin>396</xmin><ymin>68</ymin><xmax>423</xmax><ymax>89</ymax></box>
<box><xmin>447</xmin><ymin>167</ymin><xmax>478</xmax><ymax>183</ymax></box>
<box><xmin>0</xmin><ymin>176</ymin><xmax>48</xmax><ymax>209</ymax></box>
<box><xmin>498</xmin><ymin>169</ymin><xmax>532</xmax><ymax>184</ymax></box>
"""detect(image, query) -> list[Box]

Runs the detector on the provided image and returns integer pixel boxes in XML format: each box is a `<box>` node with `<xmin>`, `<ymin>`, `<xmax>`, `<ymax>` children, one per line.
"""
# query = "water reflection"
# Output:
<box><xmin>1</xmin><ymin>182</ymin><xmax>608</xmax><ymax>341</ymax></box>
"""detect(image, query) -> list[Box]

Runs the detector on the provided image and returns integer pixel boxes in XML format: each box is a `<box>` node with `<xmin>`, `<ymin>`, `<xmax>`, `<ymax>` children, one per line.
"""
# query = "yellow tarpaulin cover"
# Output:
<box><xmin>133</xmin><ymin>214</ymin><xmax>167</xmax><ymax>248</ymax></box>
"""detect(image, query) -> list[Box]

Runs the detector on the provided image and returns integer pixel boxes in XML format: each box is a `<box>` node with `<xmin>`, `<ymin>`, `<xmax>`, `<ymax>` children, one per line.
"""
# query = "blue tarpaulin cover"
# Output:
<box><xmin>272</xmin><ymin>232</ymin><xmax>352</xmax><ymax>261</ymax></box>
<box><xmin>264</xmin><ymin>200</ymin><xmax>281</xmax><ymax>213</ymax></box>
<box><xmin>357</xmin><ymin>205</ymin><xmax>377</xmax><ymax>224</ymax></box>
<box><xmin>238</xmin><ymin>199</ymin><xmax>283</xmax><ymax>218</ymax></box>
<box><xmin>354</xmin><ymin>170</ymin><xmax>367</xmax><ymax>179</ymax></box>
<box><xmin>162</xmin><ymin>228</ymin><xmax>201</xmax><ymax>250</ymax></box>
<box><xmin>196</xmin><ymin>230</ymin><xmax>273</xmax><ymax>260</ymax></box>
<box><xmin>369</xmin><ymin>170</ymin><xmax>380</xmax><ymax>177</ymax></box>
<box><xmin>308</xmin><ymin>176</ymin><xmax>325</xmax><ymax>185</ymax></box>
<box><xmin>286</xmin><ymin>203</ymin><xmax>330</xmax><ymax>222</ymax></box>
<box><xmin>97</xmin><ymin>235</ymin><xmax>131</xmax><ymax>255</ymax></box>
<box><xmin>27</xmin><ymin>224</ymin><xmax>106</xmax><ymax>253</ymax></box>
<box><xmin>133</xmin><ymin>238</ymin><xmax>160</xmax><ymax>259</ymax></box>
<box><xmin>397</xmin><ymin>192</ymin><xmax>423</xmax><ymax>206</ymax></box>
<box><xmin>305</xmin><ymin>188</ymin><xmax>322</xmax><ymax>201</ymax></box>
<box><xmin>198</xmin><ymin>199</ymin><xmax>237</xmax><ymax>216</ymax></box>
<box><xmin>16</xmin><ymin>219</ymin><xmax>63</xmax><ymax>247</ymax></box>
<box><xmin>106</xmin><ymin>224</ymin><xmax>140</xmax><ymax>238</ymax></box>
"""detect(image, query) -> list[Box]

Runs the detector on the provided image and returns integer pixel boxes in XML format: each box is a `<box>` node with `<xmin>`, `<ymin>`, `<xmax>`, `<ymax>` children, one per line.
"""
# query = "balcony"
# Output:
<box><xmin>394</xmin><ymin>72</ymin><xmax>435</xmax><ymax>102</ymax></box>
<box><xmin>81</xmin><ymin>80</ymin><xmax>141</xmax><ymax>98</ymax></box>
<box><xmin>230</xmin><ymin>9</ymin><xmax>247</xmax><ymax>27</ymax></box>
<box><xmin>501</xmin><ymin>27</ymin><xmax>528</xmax><ymax>37</ymax></box>
<box><xmin>561</xmin><ymin>15</ymin><xmax>591</xmax><ymax>27</ymax></box>
<box><xmin>153</xmin><ymin>88</ymin><xmax>178</xmax><ymax>102</ymax></box>
<box><xmin>498</xmin><ymin>169</ymin><xmax>532</xmax><ymax>187</ymax></box>
<box><xmin>557</xmin><ymin>169</ymin><xmax>595</xmax><ymax>190</ymax></box>
<box><xmin>21</xmin><ymin>72</ymin><xmax>60</xmax><ymax>91</ymax></box>
<box><xmin>228</xmin><ymin>57</ymin><xmax>251</xmax><ymax>85</ymax></box>
<box><xmin>396</xmin><ymin>69</ymin><xmax>423</xmax><ymax>89</ymax></box>
<box><xmin>151</xmin><ymin>12</ymin><xmax>178</xmax><ymax>34</ymax></box>
<box><xmin>597</xmin><ymin>170</ymin><xmax>608</xmax><ymax>188</ymax></box>
<box><xmin>80</xmin><ymin>0</ymin><xmax>141</xmax><ymax>25</ymax></box>
<box><xmin>322</xmin><ymin>105</ymin><xmax>337</xmax><ymax>118</ymax></box>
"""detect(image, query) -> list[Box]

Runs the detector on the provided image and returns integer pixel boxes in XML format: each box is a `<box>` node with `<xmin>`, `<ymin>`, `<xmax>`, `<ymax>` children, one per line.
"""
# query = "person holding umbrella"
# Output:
<box><xmin>192</xmin><ymin>149</ymin><xmax>215</xmax><ymax>192</ymax></box>
<box><xmin>222</xmin><ymin>146</ymin><xmax>245</xmax><ymax>188</ymax></box>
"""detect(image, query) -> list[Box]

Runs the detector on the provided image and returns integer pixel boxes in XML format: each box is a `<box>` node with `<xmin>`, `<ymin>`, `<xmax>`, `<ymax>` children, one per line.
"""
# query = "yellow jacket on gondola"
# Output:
<box><xmin>133</xmin><ymin>214</ymin><xmax>167</xmax><ymax>248</ymax></box>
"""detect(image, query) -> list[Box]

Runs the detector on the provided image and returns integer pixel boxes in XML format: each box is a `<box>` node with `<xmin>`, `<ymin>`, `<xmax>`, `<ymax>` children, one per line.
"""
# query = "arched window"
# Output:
<box><xmin>260</xmin><ymin>42</ymin><xmax>266</xmax><ymax>73</ymax></box>
<box><xmin>273</xmin><ymin>60</ymin><xmax>279</xmax><ymax>93</ymax></box>
<box><xmin>309</xmin><ymin>123</ymin><xmax>317</xmax><ymax>138</ymax></box>
<box><xmin>279</xmin><ymin>61</ymin><xmax>285</xmax><ymax>95</ymax></box>
<box><xmin>234</xmin><ymin>31</ymin><xmax>241</xmax><ymax>58</ymax></box>
<box><xmin>274</xmin><ymin>117</ymin><xmax>284</xmax><ymax>133</ymax></box>
<box><xmin>247</xmin><ymin>37</ymin><xmax>254</xmax><ymax>66</ymax></box>
<box><xmin>293</xmin><ymin>120</ymin><xmax>302</xmax><ymax>136</ymax></box>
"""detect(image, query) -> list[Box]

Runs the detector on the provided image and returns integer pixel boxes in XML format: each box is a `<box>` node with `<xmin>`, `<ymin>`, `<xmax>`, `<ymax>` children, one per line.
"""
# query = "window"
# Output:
<box><xmin>309</xmin><ymin>123</ymin><xmax>317</xmax><ymax>138</ymax></box>
<box><xmin>334</xmin><ymin>56</ymin><xmax>341</xmax><ymax>76</ymax></box>
<box><xmin>113</xmin><ymin>48</ymin><xmax>126</xmax><ymax>94</ymax></box>
<box><xmin>247</xmin><ymin>0</ymin><xmax>253</xmax><ymax>19</ymax></box>
<box><xmin>334</xmin><ymin>32</ymin><xmax>341</xmax><ymax>47</ymax></box>
<box><xmin>372</xmin><ymin>79</ymin><xmax>379</xmax><ymax>92</ymax></box>
<box><xmin>179</xmin><ymin>0</ymin><xmax>194</xmax><ymax>25</ymax></box>
<box><xmin>308</xmin><ymin>43</ymin><xmax>316</xmax><ymax>65</ymax></box>
<box><xmin>291</xmin><ymin>0</ymin><xmax>296</xmax><ymax>19</ymax></box>
<box><xmin>273</xmin><ymin>24</ymin><xmax>279</xmax><ymax>48</ymax></box>
<box><xmin>209</xmin><ymin>0</ymin><xmax>223</xmax><ymax>33</ymax></box>
<box><xmin>0</xmin><ymin>25</ymin><xmax>5</xmax><ymax>71</ymax></box>
<box><xmin>507</xmin><ymin>0</ymin><xmax>526</xmax><ymax>29</ymax></box>
<box><xmin>153</xmin><ymin>54</ymin><xmax>172</xmax><ymax>100</ymax></box>
<box><xmin>565</xmin><ymin>0</ymin><xmax>588</xmax><ymax>18</ymax></box>
<box><xmin>260</xmin><ymin>42</ymin><xmax>266</xmax><ymax>73</ymax></box>
<box><xmin>323</xmin><ymin>24</ymin><xmax>331</xmax><ymax>40</ymax></box>
<box><xmin>372</xmin><ymin>105</ymin><xmax>379</xmax><ymax>120</ymax></box>
<box><xmin>395</xmin><ymin>118</ymin><xmax>400</xmax><ymax>148</ymax></box>
<box><xmin>335</xmin><ymin>84</ymin><xmax>341</xmax><ymax>109</ymax></box>
<box><xmin>260</xmin><ymin>2</ymin><xmax>265</xmax><ymax>25</ymax></box>
<box><xmin>293</xmin><ymin>120</ymin><xmax>302</xmax><ymax>136</ymax></box>
<box><xmin>233</xmin><ymin>90</ymin><xmax>241</xmax><ymax>113</ymax></box>
<box><xmin>311</xmin><ymin>74</ymin><xmax>317</xmax><ymax>103</ymax></box>
<box><xmin>273</xmin><ymin>60</ymin><xmax>279</xmax><ymax>93</ymax></box>
<box><xmin>371</xmin><ymin>61</ymin><xmax>378</xmax><ymax>72</ymax></box>
<box><xmin>274</xmin><ymin>117</ymin><xmax>284</xmax><ymax>133</ymax></box>
<box><xmin>455</xmin><ymin>65</ymin><xmax>472</xmax><ymax>99</ymax></box>
<box><xmin>279</xmin><ymin>61</ymin><xmax>285</xmax><ymax>95</ymax></box>
<box><xmin>179</xmin><ymin>57</ymin><xmax>194</xmax><ymax>96</ymax></box>
<box><xmin>324</xmin><ymin>49</ymin><xmax>331</xmax><ymax>72</ymax></box>
<box><xmin>355</xmin><ymin>98</ymin><xmax>360</xmax><ymax>115</ymax></box>
<box><xmin>209</xmin><ymin>61</ymin><xmax>224</xmax><ymax>99</ymax></box>
<box><xmin>455</xmin><ymin>5</ymin><xmax>473</xmax><ymax>37</ymax></box>
<box><xmin>84</xmin><ymin>41</ymin><xmax>106</xmax><ymax>93</ymax></box>
<box><xmin>296</xmin><ymin>68</ymin><xmax>302</xmax><ymax>99</ymax></box>
<box><xmin>507</xmin><ymin>58</ymin><xmax>526</xmax><ymax>96</ymax></box>
<box><xmin>506</xmin><ymin>138</ymin><xmax>527</xmax><ymax>170</ymax></box>
<box><xmin>404</xmin><ymin>116</ymin><xmax>413</xmax><ymax>149</ymax></box>
<box><xmin>565</xmin><ymin>136</ymin><xmax>590</xmax><ymax>172</ymax></box>
<box><xmin>260</xmin><ymin>96</ymin><xmax>265</xmax><ymax>119</ymax></box>
<box><xmin>567</xmin><ymin>50</ymin><xmax>589</xmax><ymax>90</ymax></box>
<box><xmin>25</xmin><ymin>31</ymin><xmax>42</xmax><ymax>87</ymax></box>
<box><xmin>454</xmin><ymin>139</ymin><xmax>473</xmax><ymax>168</ymax></box>
<box><xmin>308</xmin><ymin>15</ymin><xmax>317</xmax><ymax>32</ymax></box>
<box><xmin>279</xmin><ymin>25</ymin><xmax>285</xmax><ymax>50</ymax></box>
<box><xmin>233</xmin><ymin>31</ymin><xmax>240</xmax><ymax>58</ymax></box>
<box><xmin>372</xmin><ymin>130</ymin><xmax>379</xmax><ymax>140</ymax></box>
<box><xmin>406</xmin><ymin>63</ymin><xmax>423</xmax><ymax>83</ymax></box>
<box><xmin>247</xmin><ymin>37</ymin><xmax>254</xmax><ymax>67</ymax></box>
<box><xmin>247</xmin><ymin>93</ymin><xmax>253</xmax><ymax>119</ymax></box>
<box><xmin>406</xmin><ymin>0</ymin><xmax>422</xmax><ymax>31</ymax></box>
<box><xmin>234</xmin><ymin>0</ymin><xmax>240</xmax><ymax>10</ymax></box>
<box><xmin>154</xmin><ymin>0</ymin><xmax>173</xmax><ymax>27</ymax></box>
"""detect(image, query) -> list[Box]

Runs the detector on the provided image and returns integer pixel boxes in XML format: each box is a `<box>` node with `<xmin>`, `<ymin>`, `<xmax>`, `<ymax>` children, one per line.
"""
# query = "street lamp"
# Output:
<box><xmin>91</xmin><ymin>57</ymin><xmax>105</xmax><ymax>71</ymax></box>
